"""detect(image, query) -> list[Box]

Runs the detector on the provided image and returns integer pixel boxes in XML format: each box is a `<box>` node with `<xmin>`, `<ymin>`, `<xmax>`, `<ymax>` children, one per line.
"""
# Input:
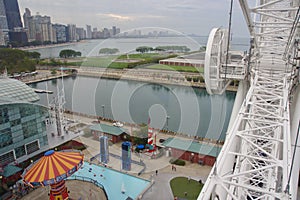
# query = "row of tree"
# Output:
<box><xmin>135</xmin><ymin>45</ymin><xmax>191</xmax><ymax>53</ymax></box>
<box><xmin>59</xmin><ymin>49</ymin><xmax>82</xmax><ymax>58</ymax></box>
<box><xmin>0</xmin><ymin>48</ymin><xmax>41</xmax><ymax>74</ymax></box>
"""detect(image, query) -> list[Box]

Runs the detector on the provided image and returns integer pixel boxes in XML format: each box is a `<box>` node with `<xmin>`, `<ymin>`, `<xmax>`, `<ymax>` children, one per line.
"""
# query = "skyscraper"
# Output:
<box><xmin>0</xmin><ymin>0</ymin><xmax>26</xmax><ymax>46</ymax></box>
<box><xmin>53</xmin><ymin>24</ymin><xmax>67</xmax><ymax>43</ymax></box>
<box><xmin>86</xmin><ymin>25</ymin><xmax>92</xmax><ymax>39</ymax></box>
<box><xmin>0</xmin><ymin>0</ymin><xmax>9</xmax><ymax>45</ymax></box>
<box><xmin>23</xmin><ymin>8</ymin><xmax>31</xmax><ymax>29</ymax></box>
<box><xmin>67</xmin><ymin>24</ymin><xmax>76</xmax><ymax>42</ymax></box>
<box><xmin>24</xmin><ymin>9</ymin><xmax>53</xmax><ymax>43</ymax></box>
<box><xmin>3</xmin><ymin>0</ymin><xmax>22</xmax><ymax>30</ymax></box>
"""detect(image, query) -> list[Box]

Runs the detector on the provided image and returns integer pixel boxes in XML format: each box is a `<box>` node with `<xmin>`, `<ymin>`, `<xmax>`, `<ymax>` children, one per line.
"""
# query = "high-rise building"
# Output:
<box><xmin>1</xmin><ymin>0</ymin><xmax>27</xmax><ymax>46</ymax></box>
<box><xmin>25</xmin><ymin>10</ymin><xmax>54</xmax><ymax>43</ymax></box>
<box><xmin>0</xmin><ymin>0</ymin><xmax>8</xmax><ymax>31</ymax></box>
<box><xmin>0</xmin><ymin>0</ymin><xmax>8</xmax><ymax>45</ymax></box>
<box><xmin>53</xmin><ymin>24</ymin><xmax>67</xmax><ymax>43</ymax></box>
<box><xmin>67</xmin><ymin>24</ymin><xmax>76</xmax><ymax>42</ymax></box>
<box><xmin>86</xmin><ymin>25</ymin><xmax>92</xmax><ymax>39</ymax></box>
<box><xmin>103</xmin><ymin>28</ymin><xmax>110</xmax><ymax>38</ymax></box>
<box><xmin>23</xmin><ymin>8</ymin><xmax>30</xmax><ymax>29</ymax></box>
<box><xmin>76</xmin><ymin>27</ymin><xmax>86</xmax><ymax>40</ymax></box>
<box><xmin>112</xmin><ymin>26</ymin><xmax>117</xmax><ymax>36</ymax></box>
<box><xmin>3</xmin><ymin>0</ymin><xmax>22</xmax><ymax>30</ymax></box>
<box><xmin>116</xmin><ymin>28</ymin><xmax>120</xmax><ymax>35</ymax></box>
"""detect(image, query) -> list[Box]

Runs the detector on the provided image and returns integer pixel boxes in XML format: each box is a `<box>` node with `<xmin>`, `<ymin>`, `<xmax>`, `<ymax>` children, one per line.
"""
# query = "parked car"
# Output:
<box><xmin>113</xmin><ymin>122</ymin><xmax>124</xmax><ymax>127</ymax></box>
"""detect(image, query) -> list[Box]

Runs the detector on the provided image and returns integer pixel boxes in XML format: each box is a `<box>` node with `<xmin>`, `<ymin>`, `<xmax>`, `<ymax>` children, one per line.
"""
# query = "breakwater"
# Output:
<box><xmin>77</xmin><ymin>67</ymin><xmax>238</xmax><ymax>91</ymax></box>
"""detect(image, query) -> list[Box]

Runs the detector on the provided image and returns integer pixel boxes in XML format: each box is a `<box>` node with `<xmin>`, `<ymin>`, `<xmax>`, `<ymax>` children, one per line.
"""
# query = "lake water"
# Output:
<box><xmin>31</xmin><ymin>36</ymin><xmax>249</xmax><ymax>58</ymax></box>
<box><xmin>30</xmin><ymin>76</ymin><xmax>236</xmax><ymax>141</ymax></box>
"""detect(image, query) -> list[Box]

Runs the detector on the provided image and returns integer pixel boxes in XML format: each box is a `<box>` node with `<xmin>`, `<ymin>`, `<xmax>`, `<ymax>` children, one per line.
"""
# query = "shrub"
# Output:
<box><xmin>186</xmin><ymin>76</ymin><xmax>192</xmax><ymax>81</ymax></box>
<box><xmin>170</xmin><ymin>158</ymin><xmax>186</xmax><ymax>166</ymax></box>
<box><xmin>192</xmin><ymin>77</ymin><xmax>200</xmax><ymax>82</ymax></box>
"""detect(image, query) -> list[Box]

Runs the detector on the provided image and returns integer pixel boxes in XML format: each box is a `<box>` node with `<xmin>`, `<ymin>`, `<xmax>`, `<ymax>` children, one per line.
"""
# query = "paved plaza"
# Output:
<box><xmin>19</xmin><ymin>112</ymin><xmax>212</xmax><ymax>200</ymax></box>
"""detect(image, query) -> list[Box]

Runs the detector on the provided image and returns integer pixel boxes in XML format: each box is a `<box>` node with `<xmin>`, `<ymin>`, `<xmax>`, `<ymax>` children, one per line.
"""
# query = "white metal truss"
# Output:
<box><xmin>199</xmin><ymin>0</ymin><xmax>299</xmax><ymax>199</ymax></box>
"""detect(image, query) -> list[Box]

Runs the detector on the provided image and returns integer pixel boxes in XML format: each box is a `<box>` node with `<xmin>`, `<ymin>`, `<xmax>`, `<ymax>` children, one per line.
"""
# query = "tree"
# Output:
<box><xmin>26</xmin><ymin>51</ymin><xmax>41</xmax><ymax>59</ymax></box>
<box><xmin>59</xmin><ymin>49</ymin><xmax>82</xmax><ymax>58</ymax></box>
<box><xmin>154</xmin><ymin>47</ymin><xmax>165</xmax><ymax>52</ymax></box>
<box><xmin>136</xmin><ymin>46</ymin><xmax>153</xmax><ymax>53</ymax></box>
<box><xmin>155</xmin><ymin>45</ymin><xmax>190</xmax><ymax>52</ymax></box>
<box><xmin>131</xmin><ymin>124</ymin><xmax>148</xmax><ymax>145</ymax></box>
<box><xmin>0</xmin><ymin>48</ymin><xmax>36</xmax><ymax>74</ymax></box>
<box><xmin>51</xmin><ymin>69</ymin><xmax>57</xmax><ymax>75</ymax></box>
<box><xmin>75</xmin><ymin>51</ymin><xmax>81</xmax><ymax>57</ymax></box>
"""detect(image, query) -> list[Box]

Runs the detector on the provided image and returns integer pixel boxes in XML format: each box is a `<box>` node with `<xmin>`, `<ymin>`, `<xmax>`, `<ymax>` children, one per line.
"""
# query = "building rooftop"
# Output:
<box><xmin>0</xmin><ymin>78</ymin><xmax>39</xmax><ymax>102</ymax></box>
<box><xmin>0</xmin><ymin>165</ymin><xmax>22</xmax><ymax>178</ymax></box>
<box><xmin>90</xmin><ymin>124</ymin><xmax>126</xmax><ymax>136</ymax></box>
<box><xmin>162</xmin><ymin>137</ymin><xmax>222</xmax><ymax>157</ymax></box>
<box><xmin>180</xmin><ymin>52</ymin><xmax>206</xmax><ymax>60</ymax></box>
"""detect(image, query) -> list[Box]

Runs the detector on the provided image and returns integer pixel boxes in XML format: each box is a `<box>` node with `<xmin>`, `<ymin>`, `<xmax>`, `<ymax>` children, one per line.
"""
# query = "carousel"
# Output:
<box><xmin>22</xmin><ymin>150</ymin><xmax>84</xmax><ymax>200</ymax></box>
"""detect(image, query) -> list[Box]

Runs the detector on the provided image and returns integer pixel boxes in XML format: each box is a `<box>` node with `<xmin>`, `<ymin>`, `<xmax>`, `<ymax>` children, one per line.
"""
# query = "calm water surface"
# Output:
<box><xmin>31</xmin><ymin>36</ymin><xmax>249</xmax><ymax>58</ymax></box>
<box><xmin>30</xmin><ymin>76</ymin><xmax>236</xmax><ymax>141</ymax></box>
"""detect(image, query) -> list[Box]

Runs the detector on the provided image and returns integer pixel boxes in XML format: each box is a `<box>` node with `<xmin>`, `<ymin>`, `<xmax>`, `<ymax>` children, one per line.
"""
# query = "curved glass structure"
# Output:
<box><xmin>0</xmin><ymin>78</ymin><xmax>48</xmax><ymax>166</ymax></box>
<box><xmin>0</xmin><ymin>78</ymin><xmax>39</xmax><ymax>102</ymax></box>
<box><xmin>0</xmin><ymin>102</ymin><xmax>49</xmax><ymax>165</ymax></box>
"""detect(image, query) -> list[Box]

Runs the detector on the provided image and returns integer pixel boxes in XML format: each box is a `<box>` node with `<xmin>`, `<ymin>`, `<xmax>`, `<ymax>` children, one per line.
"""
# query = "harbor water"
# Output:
<box><xmin>30</xmin><ymin>76</ymin><xmax>236</xmax><ymax>141</ymax></box>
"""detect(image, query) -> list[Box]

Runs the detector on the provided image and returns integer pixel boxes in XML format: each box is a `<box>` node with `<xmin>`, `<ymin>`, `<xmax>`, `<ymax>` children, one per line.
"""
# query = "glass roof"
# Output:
<box><xmin>0</xmin><ymin>78</ymin><xmax>40</xmax><ymax>102</ymax></box>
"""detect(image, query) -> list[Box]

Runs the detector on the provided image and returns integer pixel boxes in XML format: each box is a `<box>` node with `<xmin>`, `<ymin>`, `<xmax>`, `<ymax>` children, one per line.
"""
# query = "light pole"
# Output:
<box><xmin>166</xmin><ymin>116</ymin><xmax>170</xmax><ymax>131</ymax></box>
<box><xmin>101</xmin><ymin>105</ymin><xmax>105</xmax><ymax>118</ymax></box>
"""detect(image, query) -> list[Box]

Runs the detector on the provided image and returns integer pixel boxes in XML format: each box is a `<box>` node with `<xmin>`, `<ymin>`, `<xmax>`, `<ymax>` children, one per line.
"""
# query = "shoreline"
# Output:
<box><xmin>76</xmin><ymin>68</ymin><xmax>238</xmax><ymax>92</ymax></box>
<box><xmin>23</xmin><ymin>68</ymin><xmax>238</xmax><ymax>91</ymax></box>
<box><xmin>17</xmin><ymin>40</ymin><xmax>87</xmax><ymax>51</ymax></box>
<box><xmin>22</xmin><ymin>73</ymin><xmax>73</xmax><ymax>84</ymax></box>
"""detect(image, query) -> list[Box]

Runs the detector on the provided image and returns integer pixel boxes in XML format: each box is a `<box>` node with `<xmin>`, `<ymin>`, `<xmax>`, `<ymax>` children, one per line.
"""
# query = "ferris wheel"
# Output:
<box><xmin>204</xmin><ymin>28</ymin><xmax>231</xmax><ymax>95</ymax></box>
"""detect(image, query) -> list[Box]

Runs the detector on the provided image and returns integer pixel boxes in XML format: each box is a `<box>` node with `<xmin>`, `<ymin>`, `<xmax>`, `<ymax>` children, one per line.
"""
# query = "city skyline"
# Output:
<box><xmin>18</xmin><ymin>0</ymin><xmax>250</xmax><ymax>37</ymax></box>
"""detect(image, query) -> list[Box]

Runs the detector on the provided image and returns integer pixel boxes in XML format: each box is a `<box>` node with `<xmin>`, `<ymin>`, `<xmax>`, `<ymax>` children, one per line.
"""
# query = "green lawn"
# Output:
<box><xmin>146</xmin><ymin>64</ymin><xmax>203</xmax><ymax>73</ymax></box>
<box><xmin>65</xmin><ymin>53</ymin><xmax>203</xmax><ymax>72</ymax></box>
<box><xmin>170</xmin><ymin>177</ymin><xmax>203</xmax><ymax>200</ymax></box>
<box><xmin>67</xmin><ymin>56</ymin><xmax>130</xmax><ymax>69</ymax></box>
<box><xmin>81</xmin><ymin>56</ymin><xmax>119</xmax><ymax>67</ymax></box>
<box><xmin>118</xmin><ymin>53</ymin><xmax>161</xmax><ymax>60</ymax></box>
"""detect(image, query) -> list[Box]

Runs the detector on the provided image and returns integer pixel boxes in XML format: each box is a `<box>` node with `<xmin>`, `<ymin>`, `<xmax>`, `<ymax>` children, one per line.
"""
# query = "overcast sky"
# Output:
<box><xmin>18</xmin><ymin>0</ymin><xmax>250</xmax><ymax>37</ymax></box>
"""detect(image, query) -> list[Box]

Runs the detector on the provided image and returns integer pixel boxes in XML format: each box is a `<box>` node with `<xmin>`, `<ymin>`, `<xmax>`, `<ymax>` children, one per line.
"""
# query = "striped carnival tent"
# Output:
<box><xmin>22</xmin><ymin>150</ymin><xmax>84</xmax><ymax>200</ymax></box>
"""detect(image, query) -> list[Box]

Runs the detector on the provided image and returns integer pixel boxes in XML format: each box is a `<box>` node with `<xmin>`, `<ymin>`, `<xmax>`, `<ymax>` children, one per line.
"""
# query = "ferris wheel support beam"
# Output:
<box><xmin>238</xmin><ymin>0</ymin><xmax>258</xmax><ymax>49</ymax></box>
<box><xmin>199</xmin><ymin>0</ymin><xmax>299</xmax><ymax>199</ymax></box>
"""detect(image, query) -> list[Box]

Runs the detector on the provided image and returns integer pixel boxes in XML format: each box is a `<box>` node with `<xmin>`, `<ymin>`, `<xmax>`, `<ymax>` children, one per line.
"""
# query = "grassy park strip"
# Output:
<box><xmin>170</xmin><ymin>176</ymin><xmax>203</xmax><ymax>200</ymax></box>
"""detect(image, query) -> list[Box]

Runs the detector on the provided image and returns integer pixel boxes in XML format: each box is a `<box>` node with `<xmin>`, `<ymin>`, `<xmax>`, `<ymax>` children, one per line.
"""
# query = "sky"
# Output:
<box><xmin>18</xmin><ymin>0</ymin><xmax>250</xmax><ymax>37</ymax></box>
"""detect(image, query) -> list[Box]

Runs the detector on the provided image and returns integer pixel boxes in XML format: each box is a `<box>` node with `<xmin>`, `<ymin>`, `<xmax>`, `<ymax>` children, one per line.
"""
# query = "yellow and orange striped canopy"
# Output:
<box><xmin>22</xmin><ymin>150</ymin><xmax>84</xmax><ymax>186</ymax></box>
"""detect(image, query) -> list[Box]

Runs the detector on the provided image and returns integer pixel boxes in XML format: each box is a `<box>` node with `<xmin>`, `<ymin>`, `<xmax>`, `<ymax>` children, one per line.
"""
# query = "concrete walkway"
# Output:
<box><xmin>74</xmin><ymin>135</ymin><xmax>212</xmax><ymax>200</ymax></box>
<box><xmin>141</xmin><ymin>164</ymin><xmax>211</xmax><ymax>200</ymax></box>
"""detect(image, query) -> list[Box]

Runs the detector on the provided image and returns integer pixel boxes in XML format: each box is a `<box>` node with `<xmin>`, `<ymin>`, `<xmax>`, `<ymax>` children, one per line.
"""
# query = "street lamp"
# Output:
<box><xmin>101</xmin><ymin>105</ymin><xmax>105</xmax><ymax>118</ymax></box>
<box><xmin>166</xmin><ymin>116</ymin><xmax>170</xmax><ymax>131</ymax></box>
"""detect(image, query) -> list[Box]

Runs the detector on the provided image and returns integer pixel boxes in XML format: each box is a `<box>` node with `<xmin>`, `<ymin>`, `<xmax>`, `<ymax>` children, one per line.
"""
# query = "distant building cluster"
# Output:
<box><xmin>0</xmin><ymin>0</ymin><xmax>121</xmax><ymax>46</ymax></box>
<box><xmin>0</xmin><ymin>0</ymin><xmax>177</xmax><ymax>47</ymax></box>
<box><xmin>118</xmin><ymin>30</ymin><xmax>173</xmax><ymax>38</ymax></box>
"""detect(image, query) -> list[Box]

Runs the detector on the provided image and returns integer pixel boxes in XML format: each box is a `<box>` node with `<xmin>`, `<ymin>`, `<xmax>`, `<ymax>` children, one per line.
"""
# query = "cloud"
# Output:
<box><xmin>97</xmin><ymin>13</ymin><xmax>133</xmax><ymax>21</ymax></box>
<box><xmin>166</xmin><ymin>4</ymin><xmax>200</xmax><ymax>11</ymax></box>
<box><xmin>96</xmin><ymin>13</ymin><xmax>165</xmax><ymax>22</ymax></box>
<box><xmin>18</xmin><ymin>0</ymin><xmax>250</xmax><ymax>37</ymax></box>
